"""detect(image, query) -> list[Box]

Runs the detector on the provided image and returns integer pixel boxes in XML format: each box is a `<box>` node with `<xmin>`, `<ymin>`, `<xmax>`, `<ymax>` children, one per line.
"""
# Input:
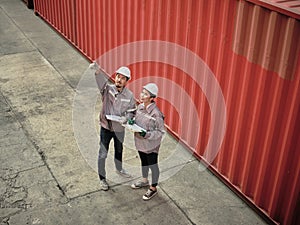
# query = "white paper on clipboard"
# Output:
<box><xmin>123</xmin><ymin>124</ymin><xmax>146</xmax><ymax>133</ymax></box>
<box><xmin>105</xmin><ymin>115</ymin><xmax>123</xmax><ymax>123</ymax></box>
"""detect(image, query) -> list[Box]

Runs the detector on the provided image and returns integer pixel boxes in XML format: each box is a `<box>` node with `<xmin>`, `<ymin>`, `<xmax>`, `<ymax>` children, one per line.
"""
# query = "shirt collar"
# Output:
<box><xmin>113</xmin><ymin>85</ymin><xmax>127</xmax><ymax>95</ymax></box>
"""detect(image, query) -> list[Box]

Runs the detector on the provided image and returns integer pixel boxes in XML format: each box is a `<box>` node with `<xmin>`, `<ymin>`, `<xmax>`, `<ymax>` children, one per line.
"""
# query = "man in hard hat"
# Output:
<box><xmin>90</xmin><ymin>63</ymin><xmax>136</xmax><ymax>191</ymax></box>
<box><xmin>130</xmin><ymin>83</ymin><xmax>165</xmax><ymax>200</ymax></box>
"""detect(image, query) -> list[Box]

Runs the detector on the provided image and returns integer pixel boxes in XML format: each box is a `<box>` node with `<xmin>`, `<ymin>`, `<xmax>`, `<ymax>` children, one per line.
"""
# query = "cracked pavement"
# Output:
<box><xmin>0</xmin><ymin>0</ymin><xmax>268</xmax><ymax>224</ymax></box>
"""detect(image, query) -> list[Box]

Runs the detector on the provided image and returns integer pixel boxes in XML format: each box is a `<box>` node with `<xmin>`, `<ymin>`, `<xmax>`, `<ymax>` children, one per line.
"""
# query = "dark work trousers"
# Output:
<box><xmin>138</xmin><ymin>151</ymin><xmax>159</xmax><ymax>187</ymax></box>
<box><xmin>98</xmin><ymin>127</ymin><xmax>125</xmax><ymax>180</ymax></box>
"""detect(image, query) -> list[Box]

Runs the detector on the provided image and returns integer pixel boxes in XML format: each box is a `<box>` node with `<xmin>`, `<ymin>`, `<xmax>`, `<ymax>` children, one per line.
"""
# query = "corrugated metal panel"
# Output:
<box><xmin>228</xmin><ymin>4</ymin><xmax>300</xmax><ymax>224</ymax></box>
<box><xmin>233</xmin><ymin>0</ymin><xmax>300</xmax><ymax>79</ymax></box>
<box><xmin>247</xmin><ymin>0</ymin><xmax>300</xmax><ymax>19</ymax></box>
<box><xmin>34</xmin><ymin>0</ymin><xmax>76</xmax><ymax>43</ymax></box>
<box><xmin>33</xmin><ymin>0</ymin><xmax>300</xmax><ymax>224</ymax></box>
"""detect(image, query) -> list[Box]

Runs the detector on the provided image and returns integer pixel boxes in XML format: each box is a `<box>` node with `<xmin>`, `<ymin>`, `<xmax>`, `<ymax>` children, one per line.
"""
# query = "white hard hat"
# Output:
<box><xmin>116</xmin><ymin>66</ymin><xmax>131</xmax><ymax>80</ymax></box>
<box><xmin>143</xmin><ymin>83</ymin><xmax>158</xmax><ymax>97</ymax></box>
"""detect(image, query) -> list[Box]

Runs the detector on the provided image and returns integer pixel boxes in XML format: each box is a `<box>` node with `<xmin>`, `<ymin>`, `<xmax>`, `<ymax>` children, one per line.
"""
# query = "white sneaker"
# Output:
<box><xmin>116</xmin><ymin>169</ymin><xmax>131</xmax><ymax>178</ymax></box>
<box><xmin>131</xmin><ymin>180</ymin><xmax>149</xmax><ymax>189</ymax></box>
<box><xmin>100</xmin><ymin>179</ymin><xmax>109</xmax><ymax>191</ymax></box>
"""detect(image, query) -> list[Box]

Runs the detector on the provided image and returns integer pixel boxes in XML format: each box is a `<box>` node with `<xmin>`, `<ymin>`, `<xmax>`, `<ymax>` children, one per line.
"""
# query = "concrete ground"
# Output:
<box><xmin>0</xmin><ymin>0</ymin><xmax>268</xmax><ymax>224</ymax></box>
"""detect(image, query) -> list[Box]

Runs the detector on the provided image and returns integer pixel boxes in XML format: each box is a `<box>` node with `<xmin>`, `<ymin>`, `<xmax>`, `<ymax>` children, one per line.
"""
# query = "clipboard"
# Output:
<box><xmin>123</xmin><ymin>123</ymin><xmax>146</xmax><ymax>133</ymax></box>
<box><xmin>106</xmin><ymin>115</ymin><xmax>146</xmax><ymax>132</ymax></box>
<box><xmin>105</xmin><ymin>115</ymin><xmax>123</xmax><ymax>123</ymax></box>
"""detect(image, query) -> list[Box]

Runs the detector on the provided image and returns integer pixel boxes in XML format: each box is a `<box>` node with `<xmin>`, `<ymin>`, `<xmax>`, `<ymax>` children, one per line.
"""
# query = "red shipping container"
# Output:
<box><xmin>34</xmin><ymin>1</ymin><xmax>300</xmax><ymax>224</ymax></box>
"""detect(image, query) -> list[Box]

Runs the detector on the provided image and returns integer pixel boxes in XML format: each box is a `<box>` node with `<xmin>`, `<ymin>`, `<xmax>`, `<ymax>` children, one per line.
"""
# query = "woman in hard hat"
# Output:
<box><xmin>130</xmin><ymin>83</ymin><xmax>165</xmax><ymax>200</ymax></box>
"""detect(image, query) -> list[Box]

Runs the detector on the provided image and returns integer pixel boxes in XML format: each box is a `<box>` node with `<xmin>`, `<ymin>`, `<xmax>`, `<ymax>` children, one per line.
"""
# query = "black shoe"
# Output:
<box><xmin>142</xmin><ymin>188</ymin><xmax>157</xmax><ymax>200</ymax></box>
